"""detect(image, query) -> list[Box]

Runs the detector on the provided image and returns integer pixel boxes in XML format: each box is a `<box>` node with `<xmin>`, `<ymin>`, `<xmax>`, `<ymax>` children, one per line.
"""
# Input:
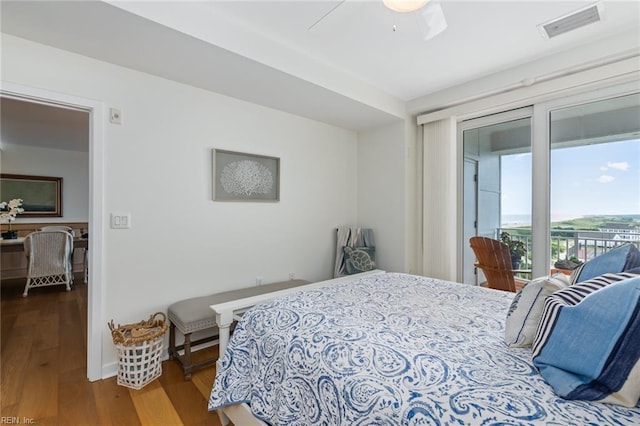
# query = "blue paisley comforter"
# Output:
<box><xmin>209</xmin><ymin>272</ymin><xmax>640</xmax><ymax>425</ymax></box>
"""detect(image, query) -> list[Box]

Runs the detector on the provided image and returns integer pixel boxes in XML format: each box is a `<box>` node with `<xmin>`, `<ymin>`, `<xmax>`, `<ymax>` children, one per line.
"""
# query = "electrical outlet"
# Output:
<box><xmin>289</xmin><ymin>273</ymin><xmax>295</xmax><ymax>280</ymax></box>
<box><xmin>256</xmin><ymin>277</ymin><xmax>263</xmax><ymax>286</ymax></box>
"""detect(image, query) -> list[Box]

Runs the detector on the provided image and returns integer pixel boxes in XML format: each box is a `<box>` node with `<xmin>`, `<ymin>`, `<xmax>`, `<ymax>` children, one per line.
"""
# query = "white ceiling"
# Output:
<box><xmin>196</xmin><ymin>0</ymin><xmax>640</xmax><ymax>100</ymax></box>
<box><xmin>0</xmin><ymin>98</ymin><xmax>90</xmax><ymax>152</ymax></box>
<box><xmin>1</xmin><ymin>0</ymin><xmax>639</xmax><ymax>136</ymax></box>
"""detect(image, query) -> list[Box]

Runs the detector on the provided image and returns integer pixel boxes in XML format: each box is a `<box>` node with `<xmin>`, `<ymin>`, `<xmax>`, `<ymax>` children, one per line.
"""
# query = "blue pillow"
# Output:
<box><xmin>570</xmin><ymin>243</ymin><xmax>640</xmax><ymax>284</ymax></box>
<box><xmin>532</xmin><ymin>273</ymin><xmax>640</xmax><ymax>407</ymax></box>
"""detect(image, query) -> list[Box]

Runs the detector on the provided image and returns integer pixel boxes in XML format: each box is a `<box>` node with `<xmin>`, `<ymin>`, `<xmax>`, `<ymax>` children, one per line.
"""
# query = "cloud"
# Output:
<box><xmin>600</xmin><ymin>161</ymin><xmax>629</xmax><ymax>172</ymax></box>
<box><xmin>607</xmin><ymin>161</ymin><xmax>629</xmax><ymax>171</ymax></box>
<box><xmin>598</xmin><ymin>175</ymin><xmax>615</xmax><ymax>183</ymax></box>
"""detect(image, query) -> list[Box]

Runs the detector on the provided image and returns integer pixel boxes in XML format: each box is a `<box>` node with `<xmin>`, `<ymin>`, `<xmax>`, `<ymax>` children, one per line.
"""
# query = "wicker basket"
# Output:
<box><xmin>108</xmin><ymin>312</ymin><xmax>168</xmax><ymax>390</ymax></box>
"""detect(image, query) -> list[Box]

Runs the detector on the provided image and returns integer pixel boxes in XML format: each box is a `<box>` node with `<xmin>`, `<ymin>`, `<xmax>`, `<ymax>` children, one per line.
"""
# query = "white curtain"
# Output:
<box><xmin>422</xmin><ymin>117</ymin><xmax>458</xmax><ymax>281</ymax></box>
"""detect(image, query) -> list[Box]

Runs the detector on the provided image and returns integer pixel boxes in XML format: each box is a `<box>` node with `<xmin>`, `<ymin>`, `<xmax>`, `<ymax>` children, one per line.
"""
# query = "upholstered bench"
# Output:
<box><xmin>168</xmin><ymin>279</ymin><xmax>310</xmax><ymax>380</ymax></box>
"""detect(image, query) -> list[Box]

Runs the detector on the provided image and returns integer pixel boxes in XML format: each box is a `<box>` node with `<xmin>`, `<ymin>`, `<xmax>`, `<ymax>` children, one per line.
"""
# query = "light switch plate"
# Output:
<box><xmin>110</xmin><ymin>213</ymin><xmax>131</xmax><ymax>229</ymax></box>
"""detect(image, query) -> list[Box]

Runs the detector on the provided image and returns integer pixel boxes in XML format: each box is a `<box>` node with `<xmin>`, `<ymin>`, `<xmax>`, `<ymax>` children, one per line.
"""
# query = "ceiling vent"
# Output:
<box><xmin>539</xmin><ymin>2</ymin><xmax>603</xmax><ymax>39</ymax></box>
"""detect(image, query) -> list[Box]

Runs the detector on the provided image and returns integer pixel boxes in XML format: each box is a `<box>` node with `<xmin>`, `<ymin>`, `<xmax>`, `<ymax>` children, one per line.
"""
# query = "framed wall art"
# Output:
<box><xmin>213</xmin><ymin>149</ymin><xmax>280</xmax><ymax>202</ymax></box>
<box><xmin>0</xmin><ymin>174</ymin><xmax>63</xmax><ymax>217</ymax></box>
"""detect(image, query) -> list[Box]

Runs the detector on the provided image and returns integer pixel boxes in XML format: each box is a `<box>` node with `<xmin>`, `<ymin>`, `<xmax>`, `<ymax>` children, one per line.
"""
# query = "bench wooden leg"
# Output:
<box><xmin>167</xmin><ymin>317</ymin><xmax>224</xmax><ymax>380</ymax></box>
<box><xmin>169</xmin><ymin>322</ymin><xmax>177</xmax><ymax>360</ymax></box>
<box><xmin>183</xmin><ymin>333</ymin><xmax>193</xmax><ymax>380</ymax></box>
<box><xmin>168</xmin><ymin>333</ymin><xmax>219</xmax><ymax>380</ymax></box>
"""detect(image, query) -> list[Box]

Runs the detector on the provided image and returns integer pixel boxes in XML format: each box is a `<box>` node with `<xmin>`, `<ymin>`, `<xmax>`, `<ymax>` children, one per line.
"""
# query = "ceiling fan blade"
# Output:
<box><xmin>308</xmin><ymin>0</ymin><xmax>347</xmax><ymax>31</ymax></box>
<box><xmin>416</xmin><ymin>2</ymin><xmax>447</xmax><ymax>41</ymax></box>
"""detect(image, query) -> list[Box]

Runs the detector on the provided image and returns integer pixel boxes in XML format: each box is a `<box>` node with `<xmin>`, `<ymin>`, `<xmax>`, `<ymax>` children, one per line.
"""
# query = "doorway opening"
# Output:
<box><xmin>1</xmin><ymin>82</ymin><xmax>105</xmax><ymax>381</ymax></box>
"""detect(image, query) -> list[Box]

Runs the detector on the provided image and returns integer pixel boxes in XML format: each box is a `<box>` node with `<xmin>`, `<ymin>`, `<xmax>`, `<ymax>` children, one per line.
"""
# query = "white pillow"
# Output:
<box><xmin>504</xmin><ymin>273</ymin><xmax>569</xmax><ymax>348</ymax></box>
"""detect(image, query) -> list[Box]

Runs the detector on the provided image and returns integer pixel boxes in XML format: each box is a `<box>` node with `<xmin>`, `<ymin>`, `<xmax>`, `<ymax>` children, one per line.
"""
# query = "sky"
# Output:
<box><xmin>501</xmin><ymin>138</ymin><xmax>640</xmax><ymax>221</ymax></box>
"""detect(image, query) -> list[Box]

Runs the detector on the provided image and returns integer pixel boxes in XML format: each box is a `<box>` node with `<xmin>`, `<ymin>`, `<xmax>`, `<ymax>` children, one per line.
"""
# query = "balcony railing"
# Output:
<box><xmin>497</xmin><ymin>227</ymin><xmax>640</xmax><ymax>270</ymax></box>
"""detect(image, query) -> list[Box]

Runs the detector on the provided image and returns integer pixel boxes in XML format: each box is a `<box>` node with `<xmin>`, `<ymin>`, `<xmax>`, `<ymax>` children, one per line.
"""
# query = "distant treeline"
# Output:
<box><xmin>552</xmin><ymin>215</ymin><xmax>639</xmax><ymax>231</ymax></box>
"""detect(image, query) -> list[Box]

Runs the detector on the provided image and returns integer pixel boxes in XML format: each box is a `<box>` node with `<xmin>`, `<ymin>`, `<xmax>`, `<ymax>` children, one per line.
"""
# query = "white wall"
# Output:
<box><xmin>357</xmin><ymin>122</ymin><xmax>406</xmax><ymax>272</ymax></box>
<box><xmin>2</xmin><ymin>35</ymin><xmax>359</xmax><ymax>373</ymax></box>
<box><xmin>0</xmin><ymin>143</ymin><xmax>89</xmax><ymax>223</ymax></box>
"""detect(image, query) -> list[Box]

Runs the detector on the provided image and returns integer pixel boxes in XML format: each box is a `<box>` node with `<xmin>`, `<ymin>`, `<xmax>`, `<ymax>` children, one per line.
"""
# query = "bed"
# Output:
<box><xmin>208</xmin><ymin>271</ymin><xmax>640</xmax><ymax>425</ymax></box>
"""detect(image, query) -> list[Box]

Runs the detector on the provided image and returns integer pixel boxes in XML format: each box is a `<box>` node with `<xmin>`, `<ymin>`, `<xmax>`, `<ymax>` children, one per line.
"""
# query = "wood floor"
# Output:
<box><xmin>1</xmin><ymin>277</ymin><xmax>225</xmax><ymax>425</ymax></box>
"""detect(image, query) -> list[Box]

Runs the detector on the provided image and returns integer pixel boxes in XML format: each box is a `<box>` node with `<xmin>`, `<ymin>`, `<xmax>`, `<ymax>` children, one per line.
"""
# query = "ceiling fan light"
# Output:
<box><xmin>383</xmin><ymin>0</ymin><xmax>430</xmax><ymax>13</ymax></box>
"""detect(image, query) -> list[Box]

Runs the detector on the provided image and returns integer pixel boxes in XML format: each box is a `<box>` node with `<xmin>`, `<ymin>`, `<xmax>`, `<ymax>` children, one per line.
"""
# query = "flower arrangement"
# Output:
<box><xmin>1</xmin><ymin>198</ymin><xmax>24</xmax><ymax>238</ymax></box>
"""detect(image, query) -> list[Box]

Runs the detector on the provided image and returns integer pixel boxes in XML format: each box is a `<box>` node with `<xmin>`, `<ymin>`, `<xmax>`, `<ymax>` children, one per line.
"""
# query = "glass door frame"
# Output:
<box><xmin>457</xmin><ymin>107</ymin><xmax>533</xmax><ymax>283</ymax></box>
<box><xmin>531</xmin><ymin>81</ymin><xmax>640</xmax><ymax>278</ymax></box>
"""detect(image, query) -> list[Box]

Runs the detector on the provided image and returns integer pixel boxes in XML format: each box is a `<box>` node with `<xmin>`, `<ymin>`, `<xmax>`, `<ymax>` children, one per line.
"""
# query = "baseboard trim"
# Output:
<box><xmin>101</xmin><ymin>343</ymin><xmax>218</xmax><ymax>380</ymax></box>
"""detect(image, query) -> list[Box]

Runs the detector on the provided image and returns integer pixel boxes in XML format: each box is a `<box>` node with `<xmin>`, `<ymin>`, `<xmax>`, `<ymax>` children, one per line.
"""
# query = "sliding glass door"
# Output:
<box><xmin>460</xmin><ymin>109</ymin><xmax>532</xmax><ymax>285</ymax></box>
<box><xmin>548</xmin><ymin>92</ymin><xmax>640</xmax><ymax>270</ymax></box>
<box><xmin>461</xmin><ymin>83</ymin><xmax>639</xmax><ymax>285</ymax></box>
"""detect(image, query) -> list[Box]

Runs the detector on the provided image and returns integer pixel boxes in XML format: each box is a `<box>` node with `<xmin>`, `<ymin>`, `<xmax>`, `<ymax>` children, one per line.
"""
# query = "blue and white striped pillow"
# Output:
<box><xmin>532</xmin><ymin>272</ymin><xmax>640</xmax><ymax>407</ymax></box>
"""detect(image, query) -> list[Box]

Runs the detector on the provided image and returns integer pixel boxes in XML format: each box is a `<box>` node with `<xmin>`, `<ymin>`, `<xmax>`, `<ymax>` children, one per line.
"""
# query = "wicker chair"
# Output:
<box><xmin>23</xmin><ymin>230</ymin><xmax>74</xmax><ymax>297</ymax></box>
<box><xmin>40</xmin><ymin>226</ymin><xmax>75</xmax><ymax>283</ymax></box>
<box><xmin>469</xmin><ymin>236</ymin><xmax>528</xmax><ymax>292</ymax></box>
<box><xmin>40</xmin><ymin>225</ymin><xmax>75</xmax><ymax>236</ymax></box>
